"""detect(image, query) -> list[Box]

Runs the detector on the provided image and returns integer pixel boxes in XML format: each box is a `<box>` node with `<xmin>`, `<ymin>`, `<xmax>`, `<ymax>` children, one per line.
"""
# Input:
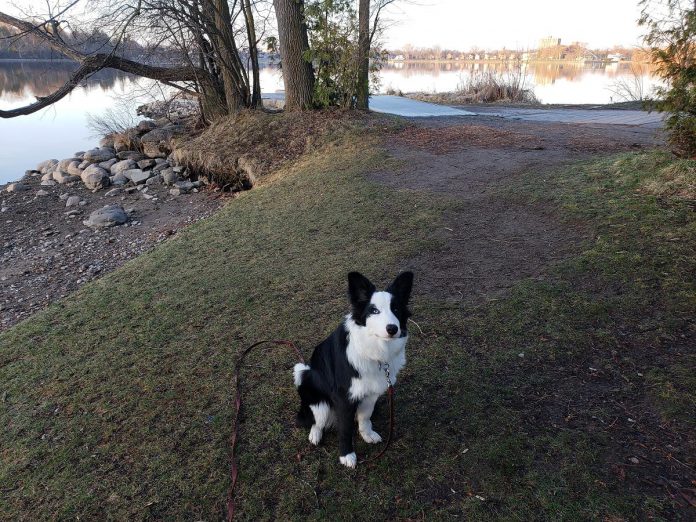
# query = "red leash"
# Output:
<box><xmin>226</xmin><ymin>339</ymin><xmax>395</xmax><ymax>521</ymax></box>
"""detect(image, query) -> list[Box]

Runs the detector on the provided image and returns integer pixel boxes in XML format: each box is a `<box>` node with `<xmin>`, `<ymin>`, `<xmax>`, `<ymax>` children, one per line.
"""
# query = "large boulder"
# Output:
<box><xmin>99</xmin><ymin>158</ymin><xmax>118</xmax><ymax>170</ymax></box>
<box><xmin>53</xmin><ymin>171</ymin><xmax>80</xmax><ymax>184</ymax></box>
<box><xmin>83</xmin><ymin>147</ymin><xmax>115</xmax><ymax>163</ymax></box>
<box><xmin>83</xmin><ymin>205</ymin><xmax>128</xmax><ymax>228</ymax></box>
<box><xmin>41</xmin><ymin>172</ymin><xmax>54</xmax><ymax>182</ymax></box>
<box><xmin>125</xmin><ymin>169</ymin><xmax>151</xmax><ymax>184</ymax></box>
<box><xmin>111</xmin><ymin>173</ymin><xmax>129</xmax><ymax>186</ymax></box>
<box><xmin>36</xmin><ymin>159</ymin><xmax>58</xmax><ymax>174</ymax></box>
<box><xmin>58</xmin><ymin>158</ymin><xmax>80</xmax><ymax>172</ymax></box>
<box><xmin>136</xmin><ymin>120</ymin><xmax>157</xmax><ymax>134</ymax></box>
<box><xmin>116</xmin><ymin>151</ymin><xmax>145</xmax><ymax>162</ymax></box>
<box><xmin>67</xmin><ymin>160</ymin><xmax>83</xmax><ymax>177</ymax></box>
<box><xmin>81</xmin><ymin>165</ymin><xmax>111</xmax><ymax>190</ymax></box>
<box><xmin>140</xmin><ymin>125</ymin><xmax>185</xmax><ymax>158</ymax></box>
<box><xmin>110</xmin><ymin>159</ymin><xmax>137</xmax><ymax>176</ymax></box>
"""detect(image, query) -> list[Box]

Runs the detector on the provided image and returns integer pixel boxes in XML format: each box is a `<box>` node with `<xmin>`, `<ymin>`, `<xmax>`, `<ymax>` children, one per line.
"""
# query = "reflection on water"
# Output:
<box><xmin>0</xmin><ymin>60</ymin><xmax>132</xmax><ymax>101</ymax></box>
<box><xmin>0</xmin><ymin>60</ymin><xmax>661</xmax><ymax>183</ymax></box>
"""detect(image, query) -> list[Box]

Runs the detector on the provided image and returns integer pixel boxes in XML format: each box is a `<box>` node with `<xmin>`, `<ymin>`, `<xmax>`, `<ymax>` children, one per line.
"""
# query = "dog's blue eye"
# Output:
<box><xmin>369</xmin><ymin>306</ymin><xmax>380</xmax><ymax>314</ymax></box>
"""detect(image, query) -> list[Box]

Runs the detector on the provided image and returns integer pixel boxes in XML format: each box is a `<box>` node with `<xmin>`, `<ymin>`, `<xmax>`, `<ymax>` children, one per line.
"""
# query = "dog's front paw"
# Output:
<box><xmin>308</xmin><ymin>426</ymin><xmax>322</xmax><ymax>445</ymax></box>
<box><xmin>339</xmin><ymin>452</ymin><xmax>357</xmax><ymax>468</ymax></box>
<box><xmin>360</xmin><ymin>429</ymin><xmax>383</xmax><ymax>444</ymax></box>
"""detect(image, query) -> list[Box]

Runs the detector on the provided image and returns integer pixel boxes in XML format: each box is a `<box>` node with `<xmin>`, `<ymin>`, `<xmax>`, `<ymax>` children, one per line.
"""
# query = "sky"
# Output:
<box><xmin>0</xmin><ymin>0</ymin><xmax>648</xmax><ymax>51</ymax></box>
<box><xmin>379</xmin><ymin>0</ymin><xmax>647</xmax><ymax>50</ymax></box>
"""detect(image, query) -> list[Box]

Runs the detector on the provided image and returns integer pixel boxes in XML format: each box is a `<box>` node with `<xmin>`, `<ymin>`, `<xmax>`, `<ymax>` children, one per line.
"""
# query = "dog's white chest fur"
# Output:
<box><xmin>344</xmin><ymin>316</ymin><xmax>407</xmax><ymax>401</ymax></box>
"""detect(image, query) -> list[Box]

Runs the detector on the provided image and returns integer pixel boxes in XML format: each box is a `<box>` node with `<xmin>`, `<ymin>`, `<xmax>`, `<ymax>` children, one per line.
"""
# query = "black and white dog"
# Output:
<box><xmin>293</xmin><ymin>271</ymin><xmax>413</xmax><ymax>468</ymax></box>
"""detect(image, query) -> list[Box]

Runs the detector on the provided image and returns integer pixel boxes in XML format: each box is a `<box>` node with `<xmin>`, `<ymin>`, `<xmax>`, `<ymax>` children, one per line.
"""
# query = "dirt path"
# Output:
<box><xmin>373</xmin><ymin>116</ymin><xmax>663</xmax><ymax>302</ymax></box>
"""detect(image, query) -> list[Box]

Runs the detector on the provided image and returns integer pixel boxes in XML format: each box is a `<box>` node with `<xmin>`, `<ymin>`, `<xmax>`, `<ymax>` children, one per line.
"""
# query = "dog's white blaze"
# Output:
<box><xmin>365</xmin><ymin>291</ymin><xmax>401</xmax><ymax>338</ymax></box>
<box><xmin>345</xmin><ymin>311</ymin><xmax>407</xmax><ymax>402</ymax></box>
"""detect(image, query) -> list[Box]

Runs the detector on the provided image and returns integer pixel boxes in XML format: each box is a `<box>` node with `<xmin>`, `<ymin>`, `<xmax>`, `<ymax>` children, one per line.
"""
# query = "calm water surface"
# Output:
<box><xmin>0</xmin><ymin>60</ymin><xmax>660</xmax><ymax>184</ymax></box>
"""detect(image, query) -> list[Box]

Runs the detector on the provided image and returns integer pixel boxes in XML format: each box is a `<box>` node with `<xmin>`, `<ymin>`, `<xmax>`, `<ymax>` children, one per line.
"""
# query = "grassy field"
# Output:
<box><xmin>1</xmin><ymin>117</ymin><xmax>694</xmax><ymax>520</ymax></box>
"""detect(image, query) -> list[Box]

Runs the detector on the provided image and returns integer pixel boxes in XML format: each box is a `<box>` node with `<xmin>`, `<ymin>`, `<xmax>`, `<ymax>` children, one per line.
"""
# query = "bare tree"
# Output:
<box><xmin>0</xmin><ymin>0</ymin><xmax>265</xmax><ymax>121</ymax></box>
<box><xmin>356</xmin><ymin>0</ymin><xmax>369</xmax><ymax>109</ymax></box>
<box><xmin>273</xmin><ymin>0</ymin><xmax>315</xmax><ymax>110</ymax></box>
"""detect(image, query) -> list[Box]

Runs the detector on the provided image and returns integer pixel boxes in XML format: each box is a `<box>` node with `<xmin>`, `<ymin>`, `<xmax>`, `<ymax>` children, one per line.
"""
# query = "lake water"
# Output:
<box><xmin>0</xmin><ymin>60</ymin><xmax>661</xmax><ymax>184</ymax></box>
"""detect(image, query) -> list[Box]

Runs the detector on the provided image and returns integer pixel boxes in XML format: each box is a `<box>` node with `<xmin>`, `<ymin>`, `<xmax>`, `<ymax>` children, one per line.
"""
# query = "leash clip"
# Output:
<box><xmin>379</xmin><ymin>361</ymin><xmax>393</xmax><ymax>387</ymax></box>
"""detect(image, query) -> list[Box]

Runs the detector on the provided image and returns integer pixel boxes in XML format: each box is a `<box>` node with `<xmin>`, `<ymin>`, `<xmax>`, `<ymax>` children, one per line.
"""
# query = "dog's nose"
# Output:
<box><xmin>386</xmin><ymin>324</ymin><xmax>398</xmax><ymax>336</ymax></box>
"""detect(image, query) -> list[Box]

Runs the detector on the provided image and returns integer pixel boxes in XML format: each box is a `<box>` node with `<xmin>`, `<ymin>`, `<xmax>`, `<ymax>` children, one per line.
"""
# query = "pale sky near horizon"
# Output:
<box><xmin>1</xmin><ymin>0</ymin><xmax>648</xmax><ymax>50</ymax></box>
<box><xmin>380</xmin><ymin>0</ymin><xmax>647</xmax><ymax>50</ymax></box>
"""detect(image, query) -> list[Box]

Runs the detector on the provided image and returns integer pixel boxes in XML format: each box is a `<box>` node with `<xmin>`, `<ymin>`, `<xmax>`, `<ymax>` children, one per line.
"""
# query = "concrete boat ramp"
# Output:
<box><xmin>261</xmin><ymin>93</ymin><xmax>663</xmax><ymax>127</ymax></box>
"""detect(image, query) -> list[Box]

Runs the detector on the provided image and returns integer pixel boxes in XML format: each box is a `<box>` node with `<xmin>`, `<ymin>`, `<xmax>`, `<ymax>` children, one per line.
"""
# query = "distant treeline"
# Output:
<box><xmin>387</xmin><ymin>44</ymin><xmax>649</xmax><ymax>63</ymax></box>
<box><xmin>0</xmin><ymin>23</ymin><xmax>182</xmax><ymax>62</ymax></box>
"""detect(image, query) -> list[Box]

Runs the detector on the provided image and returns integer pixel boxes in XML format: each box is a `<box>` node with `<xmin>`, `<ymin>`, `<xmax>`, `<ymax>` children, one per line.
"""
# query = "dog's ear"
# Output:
<box><xmin>348</xmin><ymin>272</ymin><xmax>376</xmax><ymax>306</ymax></box>
<box><xmin>387</xmin><ymin>271</ymin><xmax>413</xmax><ymax>303</ymax></box>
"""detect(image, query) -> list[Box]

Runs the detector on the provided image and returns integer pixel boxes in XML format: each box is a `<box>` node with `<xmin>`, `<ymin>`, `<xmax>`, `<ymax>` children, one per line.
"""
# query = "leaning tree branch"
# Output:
<box><xmin>0</xmin><ymin>51</ymin><xmax>207</xmax><ymax>118</ymax></box>
<box><xmin>0</xmin><ymin>10</ymin><xmax>211</xmax><ymax>118</ymax></box>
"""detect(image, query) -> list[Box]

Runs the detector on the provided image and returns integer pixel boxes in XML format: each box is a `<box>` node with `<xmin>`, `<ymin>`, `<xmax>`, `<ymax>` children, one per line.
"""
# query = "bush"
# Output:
<box><xmin>640</xmin><ymin>0</ymin><xmax>696</xmax><ymax>157</ymax></box>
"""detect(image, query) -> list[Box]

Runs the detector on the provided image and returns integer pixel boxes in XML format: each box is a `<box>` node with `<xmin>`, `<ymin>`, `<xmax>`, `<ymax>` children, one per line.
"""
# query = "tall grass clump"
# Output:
<box><xmin>456</xmin><ymin>67</ymin><xmax>538</xmax><ymax>103</ymax></box>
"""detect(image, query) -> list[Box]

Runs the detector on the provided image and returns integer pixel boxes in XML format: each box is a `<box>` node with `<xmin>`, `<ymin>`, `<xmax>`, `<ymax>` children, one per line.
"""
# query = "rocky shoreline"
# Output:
<box><xmin>1</xmin><ymin>107</ymin><xmax>230</xmax><ymax>330</ymax></box>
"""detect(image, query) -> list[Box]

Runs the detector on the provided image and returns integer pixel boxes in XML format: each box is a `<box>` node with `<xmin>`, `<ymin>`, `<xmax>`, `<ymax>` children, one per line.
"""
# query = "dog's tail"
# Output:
<box><xmin>293</xmin><ymin>363</ymin><xmax>310</xmax><ymax>387</ymax></box>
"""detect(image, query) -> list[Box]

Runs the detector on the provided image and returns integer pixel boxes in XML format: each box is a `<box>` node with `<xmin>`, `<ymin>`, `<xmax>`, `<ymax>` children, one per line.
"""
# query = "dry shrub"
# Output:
<box><xmin>173</xmin><ymin>109</ymin><xmax>378</xmax><ymax>188</ymax></box>
<box><xmin>642</xmin><ymin>159</ymin><xmax>696</xmax><ymax>200</ymax></box>
<box><xmin>393</xmin><ymin>124</ymin><xmax>542</xmax><ymax>154</ymax></box>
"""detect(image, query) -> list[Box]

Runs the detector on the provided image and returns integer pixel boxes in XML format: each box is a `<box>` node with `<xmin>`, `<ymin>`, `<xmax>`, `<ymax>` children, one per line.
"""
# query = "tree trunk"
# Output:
<box><xmin>243</xmin><ymin>0</ymin><xmax>263</xmax><ymax>108</ymax></box>
<box><xmin>210</xmin><ymin>0</ymin><xmax>247</xmax><ymax>114</ymax></box>
<box><xmin>273</xmin><ymin>0</ymin><xmax>314</xmax><ymax>110</ymax></box>
<box><xmin>356</xmin><ymin>0</ymin><xmax>370</xmax><ymax>110</ymax></box>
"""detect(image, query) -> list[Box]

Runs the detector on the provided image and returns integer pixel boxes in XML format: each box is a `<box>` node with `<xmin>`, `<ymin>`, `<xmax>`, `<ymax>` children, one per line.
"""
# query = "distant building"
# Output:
<box><xmin>539</xmin><ymin>36</ymin><xmax>561</xmax><ymax>49</ymax></box>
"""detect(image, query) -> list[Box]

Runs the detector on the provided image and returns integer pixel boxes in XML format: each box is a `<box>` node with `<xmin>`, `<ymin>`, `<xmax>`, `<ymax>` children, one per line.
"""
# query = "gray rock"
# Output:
<box><xmin>136</xmin><ymin>120</ymin><xmax>157</xmax><ymax>134</ymax></box>
<box><xmin>160</xmin><ymin>168</ymin><xmax>178</xmax><ymax>185</ymax></box>
<box><xmin>137</xmin><ymin>159</ymin><xmax>156</xmax><ymax>170</ymax></box>
<box><xmin>172</xmin><ymin>166</ymin><xmax>185</xmax><ymax>174</ymax></box>
<box><xmin>155</xmin><ymin>158</ymin><xmax>167</xmax><ymax>164</ymax></box>
<box><xmin>173</xmin><ymin>180</ymin><xmax>194</xmax><ymax>193</ymax></box>
<box><xmin>116</xmin><ymin>150</ymin><xmax>145</xmax><ymax>161</ymax></box>
<box><xmin>145</xmin><ymin>174</ymin><xmax>162</xmax><ymax>186</ymax></box>
<box><xmin>140</xmin><ymin>125</ymin><xmax>185</xmax><ymax>158</ymax></box>
<box><xmin>81</xmin><ymin>165</ymin><xmax>110</xmax><ymax>190</ymax></box>
<box><xmin>83</xmin><ymin>147</ymin><xmax>115</xmax><ymax>163</ymax></box>
<box><xmin>41</xmin><ymin>172</ymin><xmax>54</xmax><ymax>182</ymax></box>
<box><xmin>40</xmin><ymin>180</ymin><xmax>57</xmax><ymax>186</ymax></box>
<box><xmin>58</xmin><ymin>158</ymin><xmax>80</xmax><ymax>172</ymax></box>
<box><xmin>99</xmin><ymin>158</ymin><xmax>118</xmax><ymax>170</ymax></box>
<box><xmin>127</xmin><ymin>169</ymin><xmax>152</xmax><ymax>184</ymax></box>
<box><xmin>73</xmin><ymin>151</ymin><xmax>85</xmax><ymax>159</ymax></box>
<box><xmin>65</xmin><ymin>195</ymin><xmax>81</xmax><ymax>207</ymax></box>
<box><xmin>37</xmin><ymin>159</ymin><xmax>58</xmax><ymax>174</ymax></box>
<box><xmin>110</xmin><ymin>159</ymin><xmax>137</xmax><ymax>176</ymax></box>
<box><xmin>36</xmin><ymin>189</ymin><xmax>50</xmax><ymax>197</ymax></box>
<box><xmin>83</xmin><ymin>205</ymin><xmax>128</xmax><ymax>228</ymax></box>
<box><xmin>6</xmin><ymin>182</ymin><xmax>29</xmax><ymax>193</ymax></box>
<box><xmin>111</xmin><ymin>173</ymin><xmax>129</xmax><ymax>186</ymax></box>
<box><xmin>105</xmin><ymin>187</ymin><xmax>122</xmax><ymax>197</ymax></box>
<box><xmin>152</xmin><ymin>162</ymin><xmax>170</xmax><ymax>173</ymax></box>
<box><xmin>67</xmin><ymin>161</ymin><xmax>83</xmax><ymax>177</ymax></box>
<box><xmin>59</xmin><ymin>193</ymin><xmax>70</xmax><ymax>200</ymax></box>
<box><xmin>78</xmin><ymin>160</ymin><xmax>90</xmax><ymax>170</ymax></box>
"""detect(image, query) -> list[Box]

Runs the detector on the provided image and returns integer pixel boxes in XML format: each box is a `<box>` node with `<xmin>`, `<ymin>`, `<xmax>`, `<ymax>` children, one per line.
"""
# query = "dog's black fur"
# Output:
<box><xmin>294</xmin><ymin>271</ymin><xmax>413</xmax><ymax>465</ymax></box>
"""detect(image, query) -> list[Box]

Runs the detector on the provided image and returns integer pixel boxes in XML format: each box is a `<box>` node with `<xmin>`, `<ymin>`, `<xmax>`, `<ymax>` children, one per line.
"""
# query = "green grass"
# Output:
<box><xmin>1</xmin><ymin>127</ymin><xmax>695</xmax><ymax>520</ymax></box>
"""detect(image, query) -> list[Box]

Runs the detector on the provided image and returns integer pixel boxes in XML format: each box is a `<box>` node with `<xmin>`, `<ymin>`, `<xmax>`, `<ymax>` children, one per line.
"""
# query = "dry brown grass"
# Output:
<box><xmin>173</xmin><ymin>109</ymin><xmax>390</xmax><ymax>188</ymax></box>
<box><xmin>641</xmin><ymin>159</ymin><xmax>696</xmax><ymax>200</ymax></box>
